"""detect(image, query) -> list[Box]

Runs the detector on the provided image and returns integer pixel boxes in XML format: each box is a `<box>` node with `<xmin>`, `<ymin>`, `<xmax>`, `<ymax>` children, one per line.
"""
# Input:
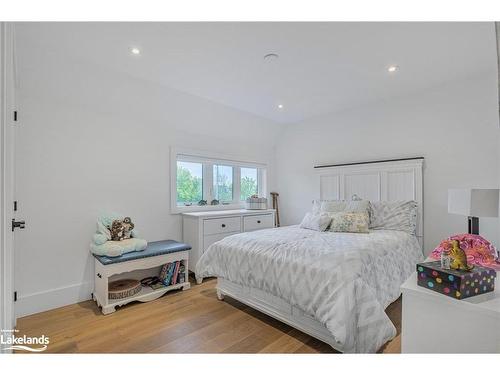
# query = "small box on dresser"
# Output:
<box><xmin>416</xmin><ymin>261</ymin><xmax>496</xmax><ymax>299</ymax></box>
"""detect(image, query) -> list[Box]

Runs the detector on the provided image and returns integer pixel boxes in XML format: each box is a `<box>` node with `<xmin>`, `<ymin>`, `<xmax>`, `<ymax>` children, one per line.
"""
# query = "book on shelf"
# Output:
<box><xmin>159</xmin><ymin>263</ymin><xmax>169</xmax><ymax>281</ymax></box>
<box><xmin>178</xmin><ymin>272</ymin><xmax>185</xmax><ymax>284</ymax></box>
<box><xmin>159</xmin><ymin>261</ymin><xmax>185</xmax><ymax>286</ymax></box>
<box><xmin>171</xmin><ymin>261</ymin><xmax>180</xmax><ymax>285</ymax></box>
<box><xmin>164</xmin><ymin>262</ymin><xmax>174</xmax><ymax>286</ymax></box>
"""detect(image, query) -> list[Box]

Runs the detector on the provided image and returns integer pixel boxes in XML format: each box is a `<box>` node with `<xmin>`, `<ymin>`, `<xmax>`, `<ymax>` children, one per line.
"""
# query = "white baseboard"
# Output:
<box><xmin>15</xmin><ymin>282</ymin><xmax>93</xmax><ymax>318</ymax></box>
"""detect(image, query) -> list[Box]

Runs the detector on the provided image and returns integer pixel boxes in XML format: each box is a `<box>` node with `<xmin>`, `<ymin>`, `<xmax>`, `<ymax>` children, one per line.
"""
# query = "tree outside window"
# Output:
<box><xmin>176</xmin><ymin>161</ymin><xmax>203</xmax><ymax>204</ymax></box>
<box><xmin>241</xmin><ymin>167</ymin><xmax>258</xmax><ymax>200</ymax></box>
<box><xmin>213</xmin><ymin>165</ymin><xmax>233</xmax><ymax>202</ymax></box>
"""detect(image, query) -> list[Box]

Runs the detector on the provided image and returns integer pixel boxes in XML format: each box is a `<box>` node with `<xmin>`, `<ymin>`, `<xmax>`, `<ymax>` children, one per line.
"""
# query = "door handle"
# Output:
<box><xmin>12</xmin><ymin>219</ymin><xmax>26</xmax><ymax>232</ymax></box>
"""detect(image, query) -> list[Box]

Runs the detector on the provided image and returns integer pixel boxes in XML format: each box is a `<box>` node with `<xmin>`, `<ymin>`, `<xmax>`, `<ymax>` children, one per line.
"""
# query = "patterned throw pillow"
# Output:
<box><xmin>369</xmin><ymin>200</ymin><xmax>418</xmax><ymax>234</ymax></box>
<box><xmin>299</xmin><ymin>212</ymin><xmax>332</xmax><ymax>231</ymax></box>
<box><xmin>328</xmin><ymin>212</ymin><xmax>370</xmax><ymax>233</ymax></box>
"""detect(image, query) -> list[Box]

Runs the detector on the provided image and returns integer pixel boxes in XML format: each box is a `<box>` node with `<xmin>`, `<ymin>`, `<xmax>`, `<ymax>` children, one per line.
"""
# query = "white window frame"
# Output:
<box><xmin>170</xmin><ymin>147</ymin><xmax>267</xmax><ymax>213</ymax></box>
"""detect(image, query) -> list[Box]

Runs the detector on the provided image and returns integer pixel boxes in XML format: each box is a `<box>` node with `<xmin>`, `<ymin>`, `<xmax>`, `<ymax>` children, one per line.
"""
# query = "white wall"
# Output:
<box><xmin>14</xmin><ymin>39</ymin><xmax>282</xmax><ymax>317</ymax></box>
<box><xmin>275</xmin><ymin>73</ymin><xmax>500</xmax><ymax>254</ymax></box>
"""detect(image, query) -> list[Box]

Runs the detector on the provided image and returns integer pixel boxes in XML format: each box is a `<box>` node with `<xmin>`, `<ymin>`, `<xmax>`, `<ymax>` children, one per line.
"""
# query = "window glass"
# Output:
<box><xmin>240</xmin><ymin>167</ymin><xmax>258</xmax><ymax>200</ymax></box>
<box><xmin>176</xmin><ymin>161</ymin><xmax>203</xmax><ymax>205</ymax></box>
<box><xmin>213</xmin><ymin>165</ymin><xmax>233</xmax><ymax>202</ymax></box>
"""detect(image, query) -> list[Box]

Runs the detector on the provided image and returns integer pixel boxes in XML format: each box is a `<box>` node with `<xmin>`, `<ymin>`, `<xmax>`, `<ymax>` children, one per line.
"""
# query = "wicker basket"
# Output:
<box><xmin>245</xmin><ymin>197</ymin><xmax>268</xmax><ymax>210</ymax></box>
<box><xmin>108</xmin><ymin>279</ymin><xmax>142</xmax><ymax>300</ymax></box>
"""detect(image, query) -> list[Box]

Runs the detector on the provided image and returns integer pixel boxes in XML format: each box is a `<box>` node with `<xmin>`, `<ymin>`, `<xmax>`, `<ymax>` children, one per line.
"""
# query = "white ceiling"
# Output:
<box><xmin>16</xmin><ymin>22</ymin><xmax>498</xmax><ymax>123</ymax></box>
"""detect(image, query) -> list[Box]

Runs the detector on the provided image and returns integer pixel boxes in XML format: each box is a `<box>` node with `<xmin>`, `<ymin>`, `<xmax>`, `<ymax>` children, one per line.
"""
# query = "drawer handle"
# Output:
<box><xmin>257</xmin><ymin>220</ymin><xmax>261</xmax><ymax>224</ymax></box>
<box><xmin>221</xmin><ymin>224</ymin><xmax>226</xmax><ymax>228</ymax></box>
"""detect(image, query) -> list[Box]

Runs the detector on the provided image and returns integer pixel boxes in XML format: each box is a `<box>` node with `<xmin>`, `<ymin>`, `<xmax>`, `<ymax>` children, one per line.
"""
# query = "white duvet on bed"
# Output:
<box><xmin>195</xmin><ymin>226</ymin><xmax>423</xmax><ymax>353</ymax></box>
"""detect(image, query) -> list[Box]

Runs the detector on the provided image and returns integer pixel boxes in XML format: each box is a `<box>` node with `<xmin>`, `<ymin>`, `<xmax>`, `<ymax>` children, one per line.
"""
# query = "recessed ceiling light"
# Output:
<box><xmin>264</xmin><ymin>53</ymin><xmax>279</xmax><ymax>61</ymax></box>
<box><xmin>277</xmin><ymin>104</ymin><xmax>284</xmax><ymax>109</ymax></box>
<box><xmin>387</xmin><ymin>65</ymin><xmax>399</xmax><ymax>73</ymax></box>
<box><xmin>130</xmin><ymin>47</ymin><xmax>141</xmax><ymax>55</ymax></box>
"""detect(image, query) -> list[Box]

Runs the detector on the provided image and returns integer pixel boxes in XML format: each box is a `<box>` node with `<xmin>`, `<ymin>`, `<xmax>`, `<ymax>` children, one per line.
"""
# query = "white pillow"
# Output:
<box><xmin>299</xmin><ymin>212</ymin><xmax>332</xmax><ymax>231</ymax></box>
<box><xmin>369</xmin><ymin>200</ymin><xmax>418</xmax><ymax>234</ymax></box>
<box><xmin>312</xmin><ymin>199</ymin><xmax>370</xmax><ymax>214</ymax></box>
<box><xmin>320</xmin><ymin>201</ymin><xmax>347</xmax><ymax>213</ymax></box>
<box><xmin>344</xmin><ymin>200</ymin><xmax>370</xmax><ymax>213</ymax></box>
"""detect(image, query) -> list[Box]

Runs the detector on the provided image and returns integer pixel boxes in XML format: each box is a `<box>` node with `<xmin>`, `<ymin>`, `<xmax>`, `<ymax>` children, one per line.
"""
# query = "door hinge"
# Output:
<box><xmin>12</xmin><ymin>219</ymin><xmax>26</xmax><ymax>231</ymax></box>
<box><xmin>14</xmin><ymin>291</ymin><xmax>17</xmax><ymax>302</ymax></box>
<box><xmin>13</xmin><ymin>111</ymin><xmax>18</xmax><ymax>122</ymax></box>
<box><xmin>14</xmin><ymin>201</ymin><xmax>17</xmax><ymax>212</ymax></box>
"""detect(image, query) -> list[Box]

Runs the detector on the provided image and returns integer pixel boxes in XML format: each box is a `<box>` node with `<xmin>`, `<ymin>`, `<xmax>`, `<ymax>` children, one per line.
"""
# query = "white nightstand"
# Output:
<box><xmin>401</xmin><ymin>266</ymin><xmax>500</xmax><ymax>353</ymax></box>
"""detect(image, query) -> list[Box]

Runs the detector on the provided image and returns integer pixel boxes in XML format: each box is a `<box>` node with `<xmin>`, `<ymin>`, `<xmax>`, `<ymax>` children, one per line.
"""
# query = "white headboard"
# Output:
<box><xmin>315</xmin><ymin>158</ymin><xmax>424</xmax><ymax>247</ymax></box>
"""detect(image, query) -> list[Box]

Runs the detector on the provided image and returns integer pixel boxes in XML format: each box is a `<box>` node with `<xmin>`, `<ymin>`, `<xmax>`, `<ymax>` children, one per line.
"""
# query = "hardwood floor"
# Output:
<box><xmin>15</xmin><ymin>277</ymin><xmax>401</xmax><ymax>353</ymax></box>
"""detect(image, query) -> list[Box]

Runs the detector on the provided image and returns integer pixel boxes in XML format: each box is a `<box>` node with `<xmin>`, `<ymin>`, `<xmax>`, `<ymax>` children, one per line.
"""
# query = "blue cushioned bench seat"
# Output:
<box><xmin>94</xmin><ymin>240</ymin><xmax>191</xmax><ymax>265</ymax></box>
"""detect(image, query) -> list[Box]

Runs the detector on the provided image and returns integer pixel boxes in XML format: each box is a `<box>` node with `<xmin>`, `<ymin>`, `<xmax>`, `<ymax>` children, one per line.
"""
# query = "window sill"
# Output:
<box><xmin>172</xmin><ymin>203</ymin><xmax>245</xmax><ymax>214</ymax></box>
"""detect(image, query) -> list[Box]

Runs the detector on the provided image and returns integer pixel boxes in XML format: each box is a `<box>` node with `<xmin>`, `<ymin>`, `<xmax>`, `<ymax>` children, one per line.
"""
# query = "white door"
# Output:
<box><xmin>1</xmin><ymin>22</ymin><xmax>17</xmax><ymax>352</ymax></box>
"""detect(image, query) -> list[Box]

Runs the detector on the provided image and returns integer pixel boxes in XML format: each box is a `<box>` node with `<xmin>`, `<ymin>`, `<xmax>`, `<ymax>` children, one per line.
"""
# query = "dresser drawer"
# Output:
<box><xmin>203</xmin><ymin>216</ymin><xmax>241</xmax><ymax>235</ymax></box>
<box><xmin>243</xmin><ymin>214</ymin><xmax>274</xmax><ymax>232</ymax></box>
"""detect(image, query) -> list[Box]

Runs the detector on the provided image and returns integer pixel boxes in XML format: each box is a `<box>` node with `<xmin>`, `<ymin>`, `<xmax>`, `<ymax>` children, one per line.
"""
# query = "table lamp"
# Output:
<box><xmin>448</xmin><ymin>188</ymin><xmax>499</xmax><ymax>235</ymax></box>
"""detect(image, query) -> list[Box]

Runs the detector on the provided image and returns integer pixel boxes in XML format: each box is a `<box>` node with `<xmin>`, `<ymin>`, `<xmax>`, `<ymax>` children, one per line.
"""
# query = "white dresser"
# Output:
<box><xmin>182</xmin><ymin>209</ymin><xmax>275</xmax><ymax>281</ymax></box>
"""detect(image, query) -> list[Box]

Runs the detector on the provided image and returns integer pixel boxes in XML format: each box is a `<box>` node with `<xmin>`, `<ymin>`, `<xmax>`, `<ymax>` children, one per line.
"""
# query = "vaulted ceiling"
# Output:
<box><xmin>16</xmin><ymin>22</ymin><xmax>498</xmax><ymax>123</ymax></box>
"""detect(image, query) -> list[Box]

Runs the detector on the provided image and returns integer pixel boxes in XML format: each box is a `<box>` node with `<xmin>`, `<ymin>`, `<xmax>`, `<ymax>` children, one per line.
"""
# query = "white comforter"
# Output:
<box><xmin>195</xmin><ymin>226</ymin><xmax>423</xmax><ymax>353</ymax></box>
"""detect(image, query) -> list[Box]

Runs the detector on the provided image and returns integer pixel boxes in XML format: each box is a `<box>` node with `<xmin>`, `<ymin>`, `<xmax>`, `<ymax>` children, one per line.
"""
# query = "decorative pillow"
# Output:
<box><xmin>430</xmin><ymin>234</ymin><xmax>500</xmax><ymax>270</ymax></box>
<box><xmin>312</xmin><ymin>199</ymin><xmax>370</xmax><ymax>215</ymax></box>
<box><xmin>320</xmin><ymin>200</ymin><xmax>347</xmax><ymax>213</ymax></box>
<box><xmin>328</xmin><ymin>212</ymin><xmax>370</xmax><ymax>233</ymax></box>
<box><xmin>344</xmin><ymin>200</ymin><xmax>370</xmax><ymax>214</ymax></box>
<box><xmin>299</xmin><ymin>212</ymin><xmax>332</xmax><ymax>231</ymax></box>
<box><xmin>369</xmin><ymin>200</ymin><xmax>418</xmax><ymax>234</ymax></box>
<box><xmin>311</xmin><ymin>200</ymin><xmax>321</xmax><ymax>214</ymax></box>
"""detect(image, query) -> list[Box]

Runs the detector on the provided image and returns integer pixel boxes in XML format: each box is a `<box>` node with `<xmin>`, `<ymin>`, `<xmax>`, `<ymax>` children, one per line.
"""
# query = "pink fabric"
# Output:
<box><xmin>430</xmin><ymin>233</ymin><xmax>500</xmax><ymax>270</ymax></box>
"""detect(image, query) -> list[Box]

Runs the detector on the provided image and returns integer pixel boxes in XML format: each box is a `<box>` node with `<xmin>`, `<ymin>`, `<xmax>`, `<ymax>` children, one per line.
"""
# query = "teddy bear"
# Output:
<box><xmin>110</xmin><ymin>217</ymin><xmax>135</xmax><ymax>241</ymax></box>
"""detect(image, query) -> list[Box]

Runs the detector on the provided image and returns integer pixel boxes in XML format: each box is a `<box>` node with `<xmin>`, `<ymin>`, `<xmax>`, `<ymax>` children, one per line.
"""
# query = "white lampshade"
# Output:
<box><xmin>448</xmin><ymin>188</ymin><xmax>499</xmax><ymax>217</ymax></box>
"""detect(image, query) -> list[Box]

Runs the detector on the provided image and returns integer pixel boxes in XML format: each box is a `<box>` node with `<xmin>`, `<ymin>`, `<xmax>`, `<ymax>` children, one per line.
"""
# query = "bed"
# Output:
<box><xmin>195</xmin><ymin>158</ymin><xmax>424</xmax><ymax>353</ymax></box>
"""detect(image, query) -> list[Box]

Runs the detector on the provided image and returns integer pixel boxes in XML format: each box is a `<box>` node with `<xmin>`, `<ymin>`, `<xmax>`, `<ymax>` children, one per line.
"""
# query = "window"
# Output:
<box><xmin>176</xmin><ymin>161</ymin><xmax>203</xmax><ymax>205</ymax></box>
<box><xmin>213</xmin><ymin>165</ymin><xmax>233</xmax><ymax>202</ymax></box>
<box><xmin>240</xmin><ymin>167</ymin><xmax>258</xmax><ymax>200</ymax></box>
<box><xmin>172</xmin><ymin>149</ymin><xmax>267</xmax><ymax>212</ymax></box>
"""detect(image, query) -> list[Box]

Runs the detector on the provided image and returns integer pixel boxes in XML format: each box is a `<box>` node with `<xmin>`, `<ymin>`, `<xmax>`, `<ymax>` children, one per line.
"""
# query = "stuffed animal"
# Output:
<box><xmin>449</xmin><ymin>240</ymin><xmax>474</xmax><ymax>271</ymax></box>
<box><xmin>110</xmin><ymin>217</ymin><xmax>135</xmax><ymax>241</ymax></box>
<box><xmin>122</xmin><ymin>217</ymin><xmax>134</xmax><ymax>239</ymax></box>
<box><xmin>90</xmin><ymin>213</ymin><xmax>147</xmax><ymax>257</ymax></box>
<box><xmin>110</xmin><ymin>220</ymin><xmax>125</xmax><ymax>241</ymax></box>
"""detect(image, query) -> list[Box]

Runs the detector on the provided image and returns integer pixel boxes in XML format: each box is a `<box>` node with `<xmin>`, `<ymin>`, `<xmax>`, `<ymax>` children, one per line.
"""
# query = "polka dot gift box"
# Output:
<box><xmin>416</xmin><ymin>261</ymin><xmax>496</xmax><ymax>299</ymax></box>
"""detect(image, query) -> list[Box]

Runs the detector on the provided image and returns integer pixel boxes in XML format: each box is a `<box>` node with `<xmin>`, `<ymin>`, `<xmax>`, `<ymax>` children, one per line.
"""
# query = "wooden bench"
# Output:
<box><xmin>92</xmin><ymin>240</ymin><xmax>191</xmax><ymax>314</ymax></box>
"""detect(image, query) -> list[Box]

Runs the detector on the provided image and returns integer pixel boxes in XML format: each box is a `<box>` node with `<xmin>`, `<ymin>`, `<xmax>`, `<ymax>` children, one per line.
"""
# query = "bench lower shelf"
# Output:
<box><xmin>93</xmin><ymin>282</ymin><xmax>191</xmax><ymax>315</ymax></box>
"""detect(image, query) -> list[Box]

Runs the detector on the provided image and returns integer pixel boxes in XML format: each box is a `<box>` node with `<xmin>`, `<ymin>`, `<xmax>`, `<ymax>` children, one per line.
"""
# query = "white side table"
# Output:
<box><xmin>401</xmin><ymin>267</ymin><xmax>500</xmax><ymax>353</ymax></box>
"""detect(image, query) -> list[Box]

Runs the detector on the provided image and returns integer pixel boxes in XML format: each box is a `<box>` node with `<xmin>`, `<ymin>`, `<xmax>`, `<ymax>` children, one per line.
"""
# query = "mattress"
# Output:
<box><xmin>195</xmin><ymin>225</ymin><xmax>423</xmax><ymax>353</ymax></box>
